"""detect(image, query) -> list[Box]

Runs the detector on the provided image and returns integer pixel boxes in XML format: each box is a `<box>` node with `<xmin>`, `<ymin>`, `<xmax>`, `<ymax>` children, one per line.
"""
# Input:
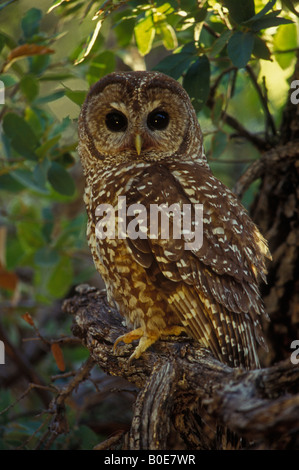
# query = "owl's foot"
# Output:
<box><xmin>161</xmin><ymin>325</ymin><xmax>186</xmax><ymax>337</ymax></box>
<box><xmin>113</xmin><ymin>327</ymin><xmax>144</xmax><ymax>352</ymax></box>
<box><xmin>113</xmin><ymin>325</ymin><xmax>186</xmax><ymax>362</ymax></box>
<box><xmin>113</xmin><ymin>328</ymin><xmax>159</xmax><ymax>362</ymax></box>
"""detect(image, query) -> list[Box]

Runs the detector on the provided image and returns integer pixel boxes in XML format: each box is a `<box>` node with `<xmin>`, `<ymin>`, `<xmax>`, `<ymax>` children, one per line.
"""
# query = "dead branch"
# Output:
<box><xmin>62</xmin><ymin>286</ymin><xmax>299</xmax><ymax>450</ymax></box>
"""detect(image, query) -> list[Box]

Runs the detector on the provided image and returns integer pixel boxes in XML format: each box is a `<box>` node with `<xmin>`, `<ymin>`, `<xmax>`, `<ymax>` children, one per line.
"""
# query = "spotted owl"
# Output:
<box><xmin>78</xmin><ymin>71</ymin><xmax>271</xmax><ymax>369</ymax></box>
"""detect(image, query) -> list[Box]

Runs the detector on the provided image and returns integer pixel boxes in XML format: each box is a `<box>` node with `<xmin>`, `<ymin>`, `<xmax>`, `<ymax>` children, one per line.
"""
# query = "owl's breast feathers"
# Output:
<box><xmin>85</xmin><ymin>160</ymin><xmax>271</xmax><ymax>368</ymax></box>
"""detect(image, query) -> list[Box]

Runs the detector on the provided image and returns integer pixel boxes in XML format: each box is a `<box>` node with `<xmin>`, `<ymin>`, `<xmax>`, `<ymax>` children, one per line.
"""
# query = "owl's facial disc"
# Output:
<box><xmin>82</xmin><ymin>75</ymin><xmax>201</xmax><ymax>163</ymax></box>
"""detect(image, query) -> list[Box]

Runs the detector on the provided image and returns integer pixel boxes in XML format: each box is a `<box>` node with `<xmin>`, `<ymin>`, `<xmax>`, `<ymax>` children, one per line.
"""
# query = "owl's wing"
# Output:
<box><xmin>126</xmin><ymin>162</ymin><xmax>271</xmax><ymax>368</ymax></box>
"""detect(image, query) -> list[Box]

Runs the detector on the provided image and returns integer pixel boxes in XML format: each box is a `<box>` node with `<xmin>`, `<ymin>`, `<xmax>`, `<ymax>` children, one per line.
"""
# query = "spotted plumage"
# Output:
<box><xmin>78</xmin><ymin>71</ymin><xmax>271</xmax><ymax>369</ymax></box>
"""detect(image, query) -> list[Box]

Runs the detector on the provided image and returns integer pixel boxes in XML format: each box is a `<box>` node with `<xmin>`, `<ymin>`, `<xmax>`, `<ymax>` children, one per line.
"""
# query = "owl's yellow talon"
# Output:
<box><xmin>113</xmin><ymin>328</ymin><xmax>159</xmax><ymax>361</ymax></box>
<box><xmin>162</xmin><ymin>325</ymin><xmax>186</xmax><ymax>337</ymax></box>
<box><xmin>113</xmin><ymin>325</ymin><xmax>185</xmax><ymax>361</ymax></box>
<box><xmin>113</xmin><ymin>327</ymin><xmax>144</xmax><ymax>354</ymax></box>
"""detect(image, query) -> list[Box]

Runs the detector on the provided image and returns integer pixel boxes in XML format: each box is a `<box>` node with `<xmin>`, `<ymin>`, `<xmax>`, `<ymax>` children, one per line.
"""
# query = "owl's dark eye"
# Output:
<box><xmin>105</xmin><ymin>111</ymin><xmax>128</xmax><ymax>132</ymax></box>
<box><xmin>147</xmin><ymin>109</ymin><xmax>169</xmax><ymax>131</ymax></box>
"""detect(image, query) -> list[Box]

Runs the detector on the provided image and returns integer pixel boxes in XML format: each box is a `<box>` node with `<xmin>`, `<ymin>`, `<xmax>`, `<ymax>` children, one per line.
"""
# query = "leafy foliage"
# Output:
<box><xmin>0</xmin><ymin>0</ymin><xmax>298</xmax><ymax>450</ymax></box>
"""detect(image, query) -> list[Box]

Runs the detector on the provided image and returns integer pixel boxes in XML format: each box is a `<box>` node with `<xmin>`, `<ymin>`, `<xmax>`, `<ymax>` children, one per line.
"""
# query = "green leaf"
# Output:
<box><xmin>33</xmin><ymin>158</ymin><xmax>50</xmax><ymax>187</ymax></box>
<box><xmin>25</xmin><ymin>107</ymin><xmax>44</xmax><ymax>139</ymax></box>
<box><xmin>34</xmin><ymin>246</ymin><xmax>60</xmax><ymax>267</ymax></box>
<box><xmin>35</xmin><ymin>89</ymin><xmax>65</xmax><ymax>104</ymax></box>
<box><xmin>36</xmin><ymin>136</ymin><xmax>61</xmax><ymax>158</ymax></box>
<box><xmin>183</xmin><ymin>55</ymin><xmax>210</xmax><ymax>112</ymax></box>
<box><xmin>273</xmin><ymin>23</ymin><xmax>297</xmax><ymax>69</ymax></box>
<box><xmin>222</xmin><ymin>0</ymin><xmax>255</xmax><ymax>23</ymax></box>
<box><xmin>250</xmin><ymin>12</ymin><xmax>293</xmax><ymax>31</ymax></box>
<box><xmin>17</xmin><ymin>221</ymin><xmax>45</xmax><ymax>250</ymax></box>
<box><xmin>210</xmin><ymin>30</ymin><xmax>233</xmax><ymax>58</ymax></box>
<box><xmin>49</xmin><ymin>116</ymin><xmax>71</xmax><ymax>138</ymax></box>
<box><xmin>0</xmin><ymin>174</ymin><xmax>24</xmax><ymax>192</ymax></box>
<box><xmin>244</xmin><ymin>0</ymin><xmax>276</xmax><ymax>22</ymax></box>
<box><xmin>29</xmin><ymin>54</ymin><xmax>50</xmax><ymax>75</ymax></box>
<box><xmin>227</xmin><ymin>31</ymin><xmax>254</xmax><ymax>68</ymax></box>
<box><xmin>47</xmin><ymin>255</ymin><xmax>73</xmax><ymax>298</ymax></box>
<box><xmin>47</xmin><ymin>161</ymin><xmax>75</xmax><ymax>196</ymax></box>
<box><xmin>65</xmin><ymin>88</ymin><xmax>87</xmax><ymax>106</ymax></box>
<box><xmin>74</xmin><ymin>19</ymin><xmax>103</xmax><ymax>65</ymax></box>
<box><xmin>252</xmin><ymin>36</ymin><xmax>271</xmax><ymax>60</ymax></box>
<box><xmin>21</xmin><ymin>8</ymin><xmax>42</xmax><ymax>39</ymax></box>
<box><xmin>160</xmin><ymin>23</ymin><xmax>177</xmax><ymax>50</ymax></box>
<box><xmin>40</xmin><ymin>72</ymin><xmax>74</xmax><ymax>81</ymax></box>
<box><xmin>2</xmin><ymin>113</ymin><xmax>39</xmax><ymax>160</ymax></box>
<box><xmin>134</xmin><ymin>12</ymin><xmax>155</xmax><ymax>56</ymax></box>
<box><xmin>0</xmin><ymin>73</ymin><xmax>18</xmax><ymax>87</ymax></box>
<box><xmin>20</xmin><ymin>75</ymin><xmax>39</xmax><ymax>102</ymax></box>
<box><xmin>11</xmin><ymin>169</ymin><xmax>49</xmax><ymax>193</ymax></box>
<box><xmin>87</xmin><ymin>51</ymin><xmax>116</xmax><ymax>86</ymax></box>
<box><xmin>154</xmin><ymin>43</ymin><xmax>196</xmax><ymax>79</ymax></box>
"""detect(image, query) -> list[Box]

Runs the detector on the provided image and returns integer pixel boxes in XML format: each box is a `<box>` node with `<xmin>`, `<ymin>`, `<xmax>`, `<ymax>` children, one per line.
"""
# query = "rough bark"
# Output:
<box><xmin>63</xmin><ymin>286</ymin><xmax>299</xmax><ymax>450</ymax></box>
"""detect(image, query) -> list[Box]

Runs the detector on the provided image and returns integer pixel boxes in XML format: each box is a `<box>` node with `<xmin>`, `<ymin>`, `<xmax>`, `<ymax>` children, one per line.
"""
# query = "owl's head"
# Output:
<box><xmin>78</xmin><ymin>71</ymin><xmax>204</xmax><ymax>170</ymax></box>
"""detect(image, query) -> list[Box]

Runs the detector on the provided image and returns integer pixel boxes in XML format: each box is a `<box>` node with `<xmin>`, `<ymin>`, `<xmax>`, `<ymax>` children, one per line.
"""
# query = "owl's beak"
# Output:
<box><xmin>134</xmin><ymin>134</ymin><xmax>142</xmax><ymax>156</ymax></box>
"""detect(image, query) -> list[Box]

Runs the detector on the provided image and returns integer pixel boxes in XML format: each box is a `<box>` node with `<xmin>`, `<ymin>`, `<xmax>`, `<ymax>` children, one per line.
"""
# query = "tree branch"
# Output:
<box><xmin>62</xmin><ymin>286</ymin><xmax>299</xmax><ymax>450</ymax></box>
<box><xmin>206</xmin><ymin>95</ymin><xmax>269</xmax><ymax>152</ymax></box>
<box><xmin>233</xmin><ymin>140</ymin><xmax>299</xmax><ymax>198</ymax></box>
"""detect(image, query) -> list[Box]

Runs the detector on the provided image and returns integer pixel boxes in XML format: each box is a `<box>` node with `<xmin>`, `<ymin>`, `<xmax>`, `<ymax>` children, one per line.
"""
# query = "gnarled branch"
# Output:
<box><xmin>62</xmin><ymin>286</ymin><xmax>299</xmax><ymax>450</ymax></box>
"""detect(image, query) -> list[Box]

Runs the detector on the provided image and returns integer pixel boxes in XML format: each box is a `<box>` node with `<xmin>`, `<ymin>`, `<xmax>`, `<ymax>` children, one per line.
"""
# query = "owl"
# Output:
<box><xmin>78</xmin><ymin>71</ymin><xmax>271</xmax><ymax>369</ymax></box>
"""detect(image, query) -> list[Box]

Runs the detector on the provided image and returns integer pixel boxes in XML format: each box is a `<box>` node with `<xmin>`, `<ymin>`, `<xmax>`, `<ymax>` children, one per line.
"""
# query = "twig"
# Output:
<box><xmin>16</xmin><ymin>416</ymin><xmax>51</xmax><ymax>450</ymax></box>
<box><xmin>42</xmin><ymin>355</ymin><xmax>95</xmax><ymax>447</ymax></box>
<box><xmin>0</xmin><ymin>325</ymin><xmax>52</xmax><ymax>407</ymax></box>
<box><xmin>0</xmin><ymin>383</ymin><xmax>58</xmax><ymax>415</ymax></box>
<box><xmin>245</xmin><ymin>65</ymin><xmax>277</xmax><ymax>138</ymax></box>
<box><xmin>274</xmin><ymin>48</ymin><xmax>299</xmax><ymax>54</ymax></box>
<box><xmin>210</xmin><ymin>66</ymin><xmax>236</xmax><ymax>97</ymax></box>
<box><xmin>51</xmin><ymin>370</ymin><xmax>76</xmax><ymax>381</ymax></box>
<box><xmin>203</xmin><ymin>22</ymin><xmax>219</xmax><ymax>38</ymax></box>
<box><xmin>94</xmin><ymin>431</ymin><xmax>125</xmax><ymax>450</ymax></box>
